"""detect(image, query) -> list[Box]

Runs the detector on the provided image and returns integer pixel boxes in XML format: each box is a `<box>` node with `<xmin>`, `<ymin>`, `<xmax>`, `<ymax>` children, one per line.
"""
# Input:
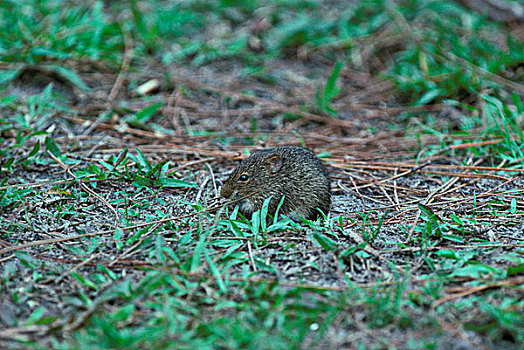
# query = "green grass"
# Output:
<box><xmin>3</xmin><ymin>0</ymin><xmax>522</xmax><ymax>102</ymax></box>
<box><xmin>1</xmin><ymin>0</ymin><xmax>523</xmax><ymax>349</ymax></box>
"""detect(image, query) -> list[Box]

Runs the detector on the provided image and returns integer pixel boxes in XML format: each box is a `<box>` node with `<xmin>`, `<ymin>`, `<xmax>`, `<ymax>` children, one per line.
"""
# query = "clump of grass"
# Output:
<box><xmin>0</xmin><ymin>85</ymin><xmax>67</xmax><ymax>176</ymax></box>
<box><xmin>388</xmin><ymin>1</ymin><xmax>523</xmax><ymax>105</ymax></box>
<box><xmin>0</xmin><ymin>1</ymin><xmax>123</xmax><ymax>88</ymax></box>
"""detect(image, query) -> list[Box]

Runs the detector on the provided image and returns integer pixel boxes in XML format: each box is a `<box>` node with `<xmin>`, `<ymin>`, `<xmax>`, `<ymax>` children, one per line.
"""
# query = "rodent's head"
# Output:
<box><xmin>220</xmin><ymin>149</ymin><xmax>284</xmax><ymax>201</ymax></box>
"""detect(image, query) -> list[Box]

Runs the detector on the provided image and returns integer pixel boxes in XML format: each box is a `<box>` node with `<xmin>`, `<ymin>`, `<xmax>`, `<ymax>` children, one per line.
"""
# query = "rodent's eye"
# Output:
<box><xmin>238</xmin><ymin>174</ymin><xmax>249</xmax><ymax>182</ymax></box>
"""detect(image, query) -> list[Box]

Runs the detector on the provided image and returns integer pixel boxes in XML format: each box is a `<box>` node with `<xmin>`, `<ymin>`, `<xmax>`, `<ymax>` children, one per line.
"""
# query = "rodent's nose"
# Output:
<box><xmin>220</xmin><ymin>184</ymin><xmax>232</xmax><ymax>199</ymax></box>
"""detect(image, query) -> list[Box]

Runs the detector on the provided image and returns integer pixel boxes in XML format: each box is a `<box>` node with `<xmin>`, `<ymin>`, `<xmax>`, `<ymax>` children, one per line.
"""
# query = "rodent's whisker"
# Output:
<box><xmin>221</xmin><ymin>192</ymin><xmax>254</xmax><ymax>206</ymax></box>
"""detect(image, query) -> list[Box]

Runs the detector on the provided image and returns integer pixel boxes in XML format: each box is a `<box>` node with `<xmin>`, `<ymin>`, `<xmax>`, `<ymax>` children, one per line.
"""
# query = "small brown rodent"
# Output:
<box><xmin>221</xmin><ymin>146</ymin><xmax>331</xmax><ymax>221</ymax></box>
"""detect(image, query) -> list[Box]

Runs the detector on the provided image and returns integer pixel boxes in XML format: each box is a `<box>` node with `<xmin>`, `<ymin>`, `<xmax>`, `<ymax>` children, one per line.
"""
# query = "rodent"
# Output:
<box><xmin>220</xmin><ymin>146</ymin><xmax>331</xmax><ymax>221</ymax></box>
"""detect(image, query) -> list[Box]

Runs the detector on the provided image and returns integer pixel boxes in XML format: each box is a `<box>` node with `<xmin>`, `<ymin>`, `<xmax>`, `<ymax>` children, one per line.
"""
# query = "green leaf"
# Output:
<box><xmin>98</xmin><ymin>160</ymin><xmax>115</xmax><ymax>171</ymax></box>
<box><xmin>267</xmin><ymin>219</ymin><xmax>292</xmax><ymax>233</ymax></box>
<box><xmin>151</xmin><ymin>159</ymin><xmax>169</xmax><ymax>175</ymax></box>
<box><xmin>441</xmin><ymin>234</ymin><xmax>464</xmax><ymax>243</ymax></box>
<box><xmin>156</xmin><ymin>178</ymin><xmax>197</xmax><ymax>188</ymax></box>
<box><xmin>97</xmin><ymin>264</ymin><xmax>117</xmax><ymax>280</ymax></box>
<box><xmin>506</xmin><ymin>263</ymin><xmax>524</xmax><ymax>277</ymax></box>
<box><xmin>450</xmin><ymin>214</ymin><xmax>463</xmax><ymax>225</ymax></box>
<box><xmin>260</xmin><ymin>196</ymin><xmax>272</xmax><ymax>232</ymax></box>
<box><xmin>31</xmin><ymin>48</ymin><xmax>71</xmax><ymax>60</ymax></box>
<box><xmin>419</xmin><ymin>204</ymin><xmax>441</xmax><ymax>223</ymax></box>
<box><xmin>135</xmin><ymin>148</ymin><xmax>152</xmax><ymax>171</ymax></box>
<box><xmin>114</xmin><ymin>148</ymin><xmax>129</xmax><ymax>167</ymax></box>
<box><xmin>341</xmin><ymin>242</ymin><xmax>368</xmax><ymax>257</ymax></box>
<box><xmin>250</xmin><ymin>210</ymin><xmax>260</xmax><ymax>236</ymax></box>
<box><xmin>325</xmin><ymin>61</ymin><xmax>343</xmax><ymax>101</ymax></box>
<box><xmin>450</xmin><ymin>264</ymin><xmax>499</xmax><ymax>278</ymax></box>
<box><xmin>316</xmin><ymin>151</ymin><xmax>331</xmax><ymax>158</ymax></box>
<box><xmin>0</xmin><ymin>69</ymin><xmax>21</xmax><ymax>86</ymax></box>
<box><xmin>71</xmin><ymin>272</ymin><xmax>98</xmax><ymax>290</ymax></box>
<box><xmin>126</xmin><ymin>226</ymin><xmax>149</xmax><ymax>245</ymax></box>
<box><xmin>510</xmin><ymin>198</ymin><xmax>516</xmax><ymax>214</ymax></box>
<box><xmin>129</xmin><ymin>0</ymin><xmax>150</xmax><ymax>43</ymax></box>
<box><xmin>35</xmin><ymin>316</ymin><xmax>59</xmax><ymax>325</ymax></box>
<box><xmin>313</xmin><ymin>231</ymin><xmax>337</xmax><ymax>251</ymax></box>
<box><xmin>190</xmin><ymin>233</ymin><xmax>207</xmax><ymax>271</ymax></box>
<box><xmin>45</xmin><ymin>137</ymin><xmax>62</xmax><ymax>158</ymax></box>
<box><xmin>24</xmin><ymin>306</ymin><xmax>46</xmax><ymax>326</ymax></box>
<box><xmin>435</xmin><ymin>249</ymin><xmax>458</xmax><ymax>259</ymax></box>
<box><xmin>114</xmin><ymin>228</ymin><xmax>124</xmax><ymax>250</ymax></box>
<box><xmin>414</xmin><ymin>88</ymin><xmax>444</xmax><ymax>105</ymax></box>
<box><xmin>205</xmin><ymin>248</ymin><xmax>227</xmax><ymax>293</ymax></box>
<box><xmin>2</xmin><ymin>157</ymin><xmax>14</xmax><ymax>172</ymax></box>
<box><xmin>135</xmin><ymin>102</ymin><xmax>163</xmax><ymax>123</ymax></box>
<box><xmin>272</xmin><ymin>196</ymin><xmax>285</xmax><ymax>225</ymax></box>
<box><xmin>49</xmin><ymin>65</ymin><xmax>91</xmax><ymax>92</ymax></box>
<box><xmin>228</xmin><ymin>218</ymin><xmax>244</xmax><ymax>237</ymax></box>
<box><xmin>88</xmin><ymin>163</ymin><xmax>103</xmax><ymax>177</ymax></box>
<box><xmin>111</xmin><ymin>304</ymin><xmax>135</xmax><ymax>323</ymax></box>
<box><xmin>27</xmin><ymin>141</ymin><xmax>40</xmax><ymax>158</ymax></box>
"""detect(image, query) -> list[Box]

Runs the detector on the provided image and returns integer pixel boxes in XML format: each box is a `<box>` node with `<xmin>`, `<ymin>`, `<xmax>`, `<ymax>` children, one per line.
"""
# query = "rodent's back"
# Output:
<box><xmin>221</xmin><ymin>146</ymin><xmax>331</xmax><ymax>220</ymax></box>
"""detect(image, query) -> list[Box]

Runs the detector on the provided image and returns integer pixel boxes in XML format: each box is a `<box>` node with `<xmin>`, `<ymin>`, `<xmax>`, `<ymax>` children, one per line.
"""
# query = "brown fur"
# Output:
<box><xmin>221</xmin><ymin>146</ymin><xmax>331</xmax><ymax>220</ymax></box>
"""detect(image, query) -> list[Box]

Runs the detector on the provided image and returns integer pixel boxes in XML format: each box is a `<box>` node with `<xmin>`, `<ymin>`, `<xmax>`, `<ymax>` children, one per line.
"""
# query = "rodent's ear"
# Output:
<box><xmin>266</xmin><ymin>155</ymin><xmax>283</xmax><ymax>174</ymax></box>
